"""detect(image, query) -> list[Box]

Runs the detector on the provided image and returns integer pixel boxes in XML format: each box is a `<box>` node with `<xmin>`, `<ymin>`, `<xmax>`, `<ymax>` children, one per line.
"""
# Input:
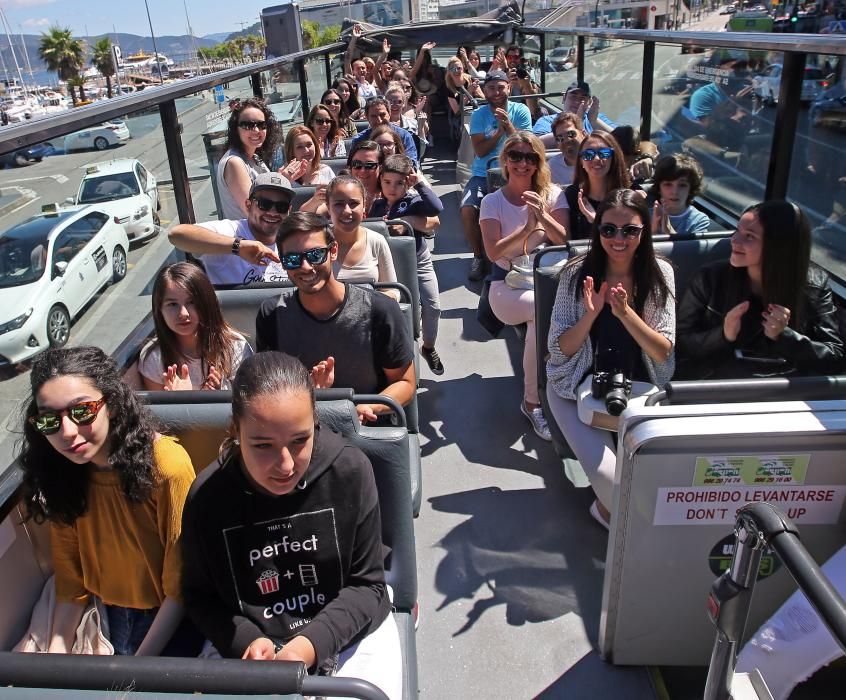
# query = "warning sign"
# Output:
<box><xmin>654</xmin><ymin>485</ymin><xmax>846</xmax><ymax>526</ymax></box>
<box><xmin>693</xmin><ymin>455</ymin><xmax>810</xmax><ymax>487</ymax></box>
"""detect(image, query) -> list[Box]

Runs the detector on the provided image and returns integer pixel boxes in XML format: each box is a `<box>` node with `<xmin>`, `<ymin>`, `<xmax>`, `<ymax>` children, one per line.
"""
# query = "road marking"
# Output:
<box><xmin>2</xmin><ymin>173</ymin><xmax>69</xmax><ymax>185</ymax></box>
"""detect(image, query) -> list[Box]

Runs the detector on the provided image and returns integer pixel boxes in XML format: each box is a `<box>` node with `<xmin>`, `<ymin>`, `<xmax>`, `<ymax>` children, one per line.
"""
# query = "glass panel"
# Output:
<box><xmin>787</xmin><ymin>53</ymin><xmax>846</xmax><ymax>281</ymax></box>
<box><xmin>305</xmin><ymin>56</ymin><xmax>330</xmax><ymax>114</ymax></box>
<box><xmin>649</xmin><ymin>43</ymin><xmax>774</xmax><ymax>219</ymax></box>
<box><xmin>543</xmin><ymin>34</ymin><xmax>579</xmax><ymax>98</ymax></box>
<box><xmin>581</xmin><ymin>38</ymin><xmax>643</xmax><ymax>127</ymax></box>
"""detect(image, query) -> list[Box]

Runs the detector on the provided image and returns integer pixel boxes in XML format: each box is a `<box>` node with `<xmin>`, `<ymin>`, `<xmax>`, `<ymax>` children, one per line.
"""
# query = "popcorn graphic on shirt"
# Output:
<box><xmin>257</xmin><ymin>569</ymin><xmax>280</xmax><ymax>595</ymax></box>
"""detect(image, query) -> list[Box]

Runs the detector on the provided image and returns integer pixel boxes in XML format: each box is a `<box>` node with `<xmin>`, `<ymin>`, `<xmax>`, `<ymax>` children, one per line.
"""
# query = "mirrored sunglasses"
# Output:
<box><xmin>30</xmin><ymin>398</ymin><xmax>107</xmax><ymax>435</ymax></box>
<box><xmin>554</xmin><ymin>130</ymin><xmax>579</xmax><ymax>142</ymax></box>
<box><xmin>281</xmin><ymin>246</ymin><xmax>331</xmax><ymax>270</ymax></box>
<box><xmin>599</xmin><ymin>224</ymin><xmax>643</xmax><ymax>240</ymax></box>
<box><xmin>580</xmin><ymin>147</ymin><xmax>614</xmax><ymax>162</ymax></box>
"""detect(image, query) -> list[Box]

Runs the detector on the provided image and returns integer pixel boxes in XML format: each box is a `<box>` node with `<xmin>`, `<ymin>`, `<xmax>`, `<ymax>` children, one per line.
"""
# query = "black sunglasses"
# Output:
<box><xmin>505</xmin><ymin>151</ymin><xmax>540</xmax><ymax>165</ymax></box>
<box><xmin>30</xmin><ymin>398</ymin><xmax>107</xmax><ymax>435</ymax></box>
<box><xmin>599</xmin><ymin>224</ymin><xmax>643</xmax><ymax>240</ymax></box>
<box><xmin>252</xmin><ymin>197</ymin><xmax>290</xmax><ymax>214</ymax></box>
<box><xmin>281</xmin><ymin>246</ymin><xmax>331</xmax><ymax>270</ymax></box>
<box><xmin>312</xmin><ymin>117</ymin><xmax>332</xmax><ymax>125</ymax></box>
<box><xmin>554</xmin><ymin>130</ymin><xmax>579</xmax><ymax>142</ymax></box>
<box><xmin>351</xmin><ymin>160</ymin><xmax>379</xmax><ymax>171</ymax></box>
<box><xmin>238</xmin><ymin>120</ymin><xmax>268</xmax><ymax>131</ymax></box>
<box><xmin>323</xmin><ymin>99</ymin><xmax>341</xmax><ymax>105</ymax></box>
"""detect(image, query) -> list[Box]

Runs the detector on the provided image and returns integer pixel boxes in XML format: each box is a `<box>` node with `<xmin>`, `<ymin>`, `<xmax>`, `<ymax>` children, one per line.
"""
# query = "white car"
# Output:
<box><xmin>72</xmin><ymin>159</ymin><xmax>160</xmax><ymax>242</ymax></box>
<box><xmin>63</xmin><ymin>120</ymin><xmax>130</xmax><ymax>152</ymax></box>
<box><xmin>752</xmin><ymin>64</ymin><xmax>827</xmax><ymax>105</ymax></box>
<box><xmin>0</xmin><ymin>207</ymin><xmax>129</xmax><ymax>365</ymax></box>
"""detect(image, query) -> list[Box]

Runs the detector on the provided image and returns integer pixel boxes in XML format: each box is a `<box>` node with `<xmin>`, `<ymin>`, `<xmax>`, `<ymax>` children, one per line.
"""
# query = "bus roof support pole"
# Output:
<box><xmin>765</xmin><ymin>51</ymin><xmax>805</xmax><ymax>201</ymax></box>
<box><xmin>159</xmin><ymin>99</ymin><xmax>195</xmax><ymax>225</ymax></box>
<box><xmin>252</xmin><ymin>71</ymin><xmax>263</xmax><ymax>99</ymax></box>
<box><xmin>577</xmin><ymin>36</ymin><xmax>585</xmax><ymax>85</ymax></box>
<box><xmin>539</xmin><ymin>36</ymin><xmax>546</xmax><ymax>94</ymax></box>
<box><xmin>298</xmin><ymin>59</ymin><xmax>310</xmax><ymax>117</ymax></box>
<box><xmin>324</xmin><ymin>52</ymin><xmax>332</xmax><ymax>89</ymax></box>
<box><xmin>640</xmin><ymin>41</ymin><xmax>655</xmax><ymax>140</ymax></box>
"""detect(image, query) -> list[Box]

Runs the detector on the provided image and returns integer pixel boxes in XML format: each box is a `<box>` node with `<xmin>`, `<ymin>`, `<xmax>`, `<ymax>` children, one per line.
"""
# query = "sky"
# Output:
<box><xmin>1</xmin><ymin>0</ymin><xmax>276</xmax><ymax>39</ymax></box>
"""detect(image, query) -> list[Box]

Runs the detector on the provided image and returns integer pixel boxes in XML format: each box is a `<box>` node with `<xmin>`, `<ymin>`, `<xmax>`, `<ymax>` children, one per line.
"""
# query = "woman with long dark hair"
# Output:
<box><xmin>305</xmin><ymin>104</ymin><xmax>346</xmax><ymax>160</ymax></box>
<box><xmin>346</xmin><ymin>140</ymin><xmax>385</xmax><ymax>214</ymax></box>
<box><xmin>216</xmin><ymin>97</ymin><xmax>281</xmax><ymax>219</ymax></box>
<box><xmin>560</xmin><ymin>131</ymin><xmax>631</xmax><ymax>240</ymax></box>
<box><xmin>139</xmin><ymin>263</ymin><xmax>252</xmax><ymax>391</ymax></box>
<box><xmin>332</xmin><ymin>77</ymin><xmax>362</xmax><ymax>122</ymax></box>
<box><xmin>546</xmin><ymin>189</ymin><xmax>675</xmax><ymax>527</ymax></box>
<box><xmin>181</xmin><ymin>352</ymin><xmax>401</xmax><ymax>696</ymax></box>
<box><xmin>677</xmin><ymin>200</ymin><xmax>844</xmax><ymax>378</ymax></box>
<box><xmin>320</xmin><ymin>88</ymin><xmax>357</xmax><ymax>139</ymax></box>
<box><xmin>18</xmin><ymin>346</ymin><xmax>198</xmax><ymax>656</ymax></box>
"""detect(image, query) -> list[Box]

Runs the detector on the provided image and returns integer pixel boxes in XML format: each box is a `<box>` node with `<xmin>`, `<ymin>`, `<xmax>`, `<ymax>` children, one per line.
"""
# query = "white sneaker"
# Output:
<box><xmin>521</xmin><ymin>403</ymin><xmax>552</xmax><ymax>441</ymax></box>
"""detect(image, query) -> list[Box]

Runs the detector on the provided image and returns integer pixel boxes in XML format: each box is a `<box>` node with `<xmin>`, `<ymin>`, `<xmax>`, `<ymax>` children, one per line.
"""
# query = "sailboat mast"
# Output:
<box><xmin>17</xmin><ymin>24</ymin><xmax>34</xmax><ymax>86</ymax></box>
<box><xmin>0</xmin><ymin>8</ymin><xmax>28</xmax><ymax>97</ymax></box>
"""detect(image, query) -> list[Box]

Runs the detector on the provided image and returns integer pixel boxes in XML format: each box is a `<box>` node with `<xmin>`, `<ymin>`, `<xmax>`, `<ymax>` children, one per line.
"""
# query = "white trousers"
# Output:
<box><xmin>736</xmin><ymin>543</ymin><xmax>846</xmax><ymax>700</ymax></box>
<box><xmin>334</xmin><ymin>611</ymin><xmax>403</xmax><ymax>700</ymax></box>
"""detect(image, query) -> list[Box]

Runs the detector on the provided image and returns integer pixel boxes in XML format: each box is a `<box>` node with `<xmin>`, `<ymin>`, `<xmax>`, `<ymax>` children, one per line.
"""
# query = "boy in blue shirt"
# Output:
<box><xmin>460</xmin><ymin>70</ymin><xmax>532</xmax><ymax>281</ymax></box>
<box><xmin>651</xmin><ymin>153</ymin><xmax>711</xmax><ymax>236</ymax></box>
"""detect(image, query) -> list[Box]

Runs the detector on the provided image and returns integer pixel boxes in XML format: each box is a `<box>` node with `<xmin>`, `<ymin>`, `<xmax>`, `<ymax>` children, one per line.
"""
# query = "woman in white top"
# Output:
<box><xmin>280</xmin><ymin>126</ymin><xmax>334</xmax><ymax>214</ymax></box>
<box><xmin>306</xmin><ymin>104</ymin><xmax>346</xmax><ymax>159</ymax></box>
<box><xmin>480</xmin><ymin>131</ymin><xmax>569</xmax><ymax>442</ymax></box>
<box><xmin>327</xmin><ymin>175</ymin><xmax>398</xmax><ymax>301</ymax></box>
<box><xmin>216</xmin><ymin>98</ymin><xmax>279</xmax><ymax>220</ymax></box>
<box><xmin>139</xmin><ymin>263</ymin><xmax>253</xmax><ymax>391</ymax></box>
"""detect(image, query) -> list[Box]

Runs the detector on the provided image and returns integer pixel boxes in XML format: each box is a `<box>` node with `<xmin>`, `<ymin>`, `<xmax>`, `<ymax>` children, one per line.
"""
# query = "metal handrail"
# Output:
<box><xmin>703</xmin><ymin>503</ymin><xmax>846</xmax><ymax>700</ymax></box>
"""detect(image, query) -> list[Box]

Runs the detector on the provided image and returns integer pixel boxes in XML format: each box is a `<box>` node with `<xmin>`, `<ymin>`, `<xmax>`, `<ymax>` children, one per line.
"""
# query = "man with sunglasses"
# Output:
<box><xmin>351</xmin><ymin>97</ymin><xmax>419</xmax><ymax>167</ymax></box>
<box><xmin>169</xmin><ymin>173</ymin><xmax>294</xmax><ymax>286</ymax></box>
<box><xmin>255</xmin><ymin>212</ymin><xmax>415</xmax><ymax>424</ymax></box>
<box><xmin>545</xmin><ymin>112</ymin><xmax>586</xmax><ymax>187</ymax></box>
<box><xmin>533</xmin><ymin>81</ymin><xmax>614</xmax><ymax>147</ymax></box>
<box><xmin>461</xmin><ymin>70</ymin><xmax>532</xmax><ymax>281</ymax></box>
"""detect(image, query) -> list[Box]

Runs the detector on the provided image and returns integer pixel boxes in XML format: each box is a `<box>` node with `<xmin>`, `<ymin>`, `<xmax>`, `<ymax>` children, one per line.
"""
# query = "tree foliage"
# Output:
<box><xmin>38</xmin><ymin>26</ymin><xmax>86</xmax><ymax>104</ymax></box>
<box><xmin>91</xmin><ymin>37</ymin><xmax>115</xmax><ymax>98</ymax></box>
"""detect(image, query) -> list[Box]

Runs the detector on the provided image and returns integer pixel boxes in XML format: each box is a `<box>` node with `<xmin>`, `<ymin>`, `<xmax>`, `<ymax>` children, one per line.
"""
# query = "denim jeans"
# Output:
<box><xmin>105</xmin><ymin>604</ymin><xmax>205</xmax><ymax>657</ymax></box>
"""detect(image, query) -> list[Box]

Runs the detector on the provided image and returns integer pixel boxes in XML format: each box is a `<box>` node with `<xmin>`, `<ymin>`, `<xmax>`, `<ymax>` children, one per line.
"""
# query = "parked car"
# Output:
<box><xmin>63</xmin><ymin>120</ymin><xmax>130</xmax><ymax>152</ymax></box>
<box><xmin>751</xmin><ymin>64</ymin><xmax>828</xmax><ymax>105</ymax></box>
<box><xmin>719</xmin><ymin>4</ymin><xmax>737</xmax><ymax>13</ymax></box>
<box><xmin>0</xmin><ymin>207</ymin><xmax>129</xmax><ymax>365</ymax></box>
<box><xmin>71</xmin><ymin>159</ymin><xmax>160</xmax><ymax>242</ymax></box>
<box><xmin>0</xmin><ymin>142</ymin><xmax>52</xmax><ymax>168</ymax></box>
<box><xmin>547</xmin><ymin>47</ymin><xmax>576</xmax><ymax>72</ymax></box>
<box><xmin>810</xmin><ymin>84</ymin><xmax>846</xmax><ymax>131</ymax></box>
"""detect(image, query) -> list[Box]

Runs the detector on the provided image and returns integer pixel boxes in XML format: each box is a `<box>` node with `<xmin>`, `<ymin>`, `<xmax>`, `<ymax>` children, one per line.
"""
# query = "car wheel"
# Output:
<box><xmin>153</xmin><ymin>212</ymin><xmax>161</xmax><ymax>226</ymax></box>
<box><xmin>93</xmin><ymin>136</ymin><xmax>109</xmax><ymax>150</ymax></box>
<box><xmin>13</xmin><ymin>152</ymin><xmax>28</xmax><ymax>167</ymax></box>
<box><xmin>112</xmin><ymin>246</ymin><xmax>127</xmax><ymax>283</ymax></box>
<box><xmin>46</xmin><ymin>305</ymin><xmax>70</xmax><ymax>348</ymax></box>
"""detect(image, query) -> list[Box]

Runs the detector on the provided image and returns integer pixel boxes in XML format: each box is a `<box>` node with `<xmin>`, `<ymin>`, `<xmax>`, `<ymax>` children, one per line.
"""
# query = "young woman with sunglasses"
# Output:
<box><xmin>180</xmin><ymin>351</ymin><xmax>401</xmax><ymax>696</ymax></box>
<box><xmin>676</xmin><ymin>200</ymin><xmax>844</xmax><ymax>379</ymax></box>
<box><xmin>18</xmin><ymin>345</ymin><xmax>200</xmax><ymax>656</ymax></box>
<box><xmin>560</xmin><ymin>132</ymin><xmax>631</xmax><ymax>240</ymax></box>
<box><xmin>217</xmin><ymin>98</ymin><xmax>281</xmax><ymax>220</ymax></box>
<box><xmin>346</xmin><ymin>140</ymin><xmax>385</xmax><ymax>214</ymax></box>
<box><xmin>322</xmin><ymin>87</ymin><xmax>358</xmax><ymax>138</ymax></box>
<box><xmin>479</xmin><ymin>132</ymin><xmax>568</xmax><ymax>441</ymax></box>
<box><xmin>546</xmin><ymin>189</ymin><xmax>675</xmax><ymax>528</ymax></box>
<box><xmin>306</xmin><ymin>104</ymin><xmax>346</xmax><ymax>160</ymax></box>
<box><xmin>138</xmin><ymin>263</ymin><xmax>253</xmax><ymax>391</ymax></box>
<box><xmin>384</xmin><ymin>84</ymin><xmax>424</xmax><ymax>141</ymax></box>
<box><xmin>326</xmin><ymin>174</ymin><xmax>399</xmax><ymax>300</ymax></box>
<box><xmin>445</xmin><ymin>58</ymin><xmax>482</xmax><ymax>144</ymax></box>
<box><xmin>332</xmin><ymin>78</ymin><xmax>363</xmax><ymax>122</ymax></box>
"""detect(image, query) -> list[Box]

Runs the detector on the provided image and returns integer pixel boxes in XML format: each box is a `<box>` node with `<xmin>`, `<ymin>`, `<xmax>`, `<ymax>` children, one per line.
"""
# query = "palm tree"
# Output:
<box><xmin>38</xmin><ymin>26</ymin><xmax>85</xmax><ymax>105</ymax></box>
<box><xmin>92</xmin><ymin>37</ymin><xmax>115</xmax><ymax>98</ymax></box>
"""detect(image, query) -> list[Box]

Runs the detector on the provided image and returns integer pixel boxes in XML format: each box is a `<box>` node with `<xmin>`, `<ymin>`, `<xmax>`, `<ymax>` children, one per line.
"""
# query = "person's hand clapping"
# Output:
<box><xmin>587</xmin><ymin>95</ymin><xmax>600</xmax><ymax>122</ymax></box>
<box><xmin>493</xmin><ymin>107</ymin><xmax>511</xmax><ymax>129</ymax></box>
<box><xmin>201</xmin><ymin>365</ymin><xmax>222</xmax><ymax>390</ymax></box>
<box><xmin>762</xmin><ymin>303</ymin><xmax>790</xmax><ymax>340</ymax></box>
<box><xmin>608</xmin><ymin>283</ymin><xmax>630</xmax><ymax>318</ymax></box>
<box><xmin>652</xmin><ymin>201</ymin><xmax>669</xmax><ymax>234</ymax></box>
<box><xmin>239</xmin><ymin>239</ymin><xmax>280</xmax><ymax>266</ymax></box>
<box><xmin>163</xmin><ymin>364</ymin><xmax>192</xmax><ymax>391</ymax></box>
<box><xmin>522</xmin><ymin>190</ymin><xmax>548</xmax><ymax>225</ymax></box>
<box><xmin>281</xmin><ymin>159</ymin><xmax>309</xmax><ymax>183</ymax></box>
<box><xmin>723</xmin><ymin>301</ymin><xmax>750</xmax><ymax>342</ymax></box>
<box><xmin>310</xmin><ymin>356</ymin><xmax>335</xmax><ymax>389</ymax></box>
<box><xmin>577</xmin><ymin>189</ymin><xmax>596</xmax><ymax>223</ymax></box>
<box><xmin>583</xmin><ymin>276</ymin><xmax>607</xmax><ymax>318</ymax></box>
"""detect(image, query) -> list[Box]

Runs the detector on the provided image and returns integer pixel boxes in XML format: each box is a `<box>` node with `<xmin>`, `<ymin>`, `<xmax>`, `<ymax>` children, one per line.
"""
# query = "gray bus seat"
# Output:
<box><xmin>323</xmin><ymin>157</ymin><xmax>348</xmax><ymax>174</ymax></box>
<box><xmin>290</xmin><ymin>186</ymin><xmax>318</xmax><ymax>213</ymax></box>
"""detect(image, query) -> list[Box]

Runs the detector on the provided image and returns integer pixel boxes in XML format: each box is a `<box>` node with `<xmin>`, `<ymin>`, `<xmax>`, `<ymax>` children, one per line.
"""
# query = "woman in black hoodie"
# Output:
<box><xmin>181</xmin><ymin>352</ymin><xmax>400</xmax><ymax>697</ymax></box>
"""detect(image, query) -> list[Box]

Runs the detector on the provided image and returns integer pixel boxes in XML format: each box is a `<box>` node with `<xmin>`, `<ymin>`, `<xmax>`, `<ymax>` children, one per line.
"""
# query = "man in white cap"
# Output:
<box><xmin>168</xmin><ymin>172</ymin><xmax>294</xmax><ymax>286</ymax></box>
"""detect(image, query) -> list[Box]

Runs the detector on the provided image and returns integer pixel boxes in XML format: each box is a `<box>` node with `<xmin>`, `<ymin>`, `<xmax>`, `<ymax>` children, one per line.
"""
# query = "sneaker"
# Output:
<box><xmin>421</xmin><ymin>346</ymin><xmax>444</xmax><ymax>375</ymax></box>
<box><xmin>589</xmin><ymin>500</ymin><xmax>611</xmax><ymax>531</ymax></box>
<box><xmin>520</xmin><ymin>402</ymin><xmax>552</xmax><ymax>441</ymax></box>
<box><xmin>468</xmin><ymin>255</ymin><xmax>488</xmax><ymax>282</ymax></box>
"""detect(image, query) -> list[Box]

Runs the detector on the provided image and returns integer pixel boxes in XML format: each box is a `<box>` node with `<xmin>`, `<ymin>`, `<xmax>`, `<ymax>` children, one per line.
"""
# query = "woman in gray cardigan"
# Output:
<box><xmin>546</xmin><ymin>189</ymin><xmax>676</xmax><ymax>528</ymax></box>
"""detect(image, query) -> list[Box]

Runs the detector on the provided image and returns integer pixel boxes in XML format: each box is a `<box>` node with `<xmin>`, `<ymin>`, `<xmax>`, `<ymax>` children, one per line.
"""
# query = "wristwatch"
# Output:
<box><xmin>231</xmin><ymin>236</ymin><xmax>242</xmax><ymax>256</ymax></box>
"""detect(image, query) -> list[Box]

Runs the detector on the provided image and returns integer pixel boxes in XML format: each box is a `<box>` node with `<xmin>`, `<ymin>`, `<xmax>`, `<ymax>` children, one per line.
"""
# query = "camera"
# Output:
<box><xmin>591</xmin><ymin>347</ymin><xmax>632</xmax><ymax>417</ymax></box>
<box><xmin>516</xmin><ymin>65</ymin><xmax>530</xmax><ymax>80</ymax></box>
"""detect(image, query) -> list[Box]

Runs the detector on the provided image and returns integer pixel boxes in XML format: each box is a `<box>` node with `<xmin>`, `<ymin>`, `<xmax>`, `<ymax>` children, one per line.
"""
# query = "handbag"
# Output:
<box><xmin>576</xmin><ymin>376</ymin><xmax>659</xmax><ymax>432</ymax></box>
<box><xmin>505</xmin><ymin>237</ymin><xmax>540</xmax><ymax>290</ymax></box>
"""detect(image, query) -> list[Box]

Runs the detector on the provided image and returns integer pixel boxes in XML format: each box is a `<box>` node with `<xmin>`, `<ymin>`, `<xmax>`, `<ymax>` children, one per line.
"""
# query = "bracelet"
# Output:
<box><xmin>231</xmin><ymin>236</ymin><xmax>242</xmax><ymax>256</ymax></box>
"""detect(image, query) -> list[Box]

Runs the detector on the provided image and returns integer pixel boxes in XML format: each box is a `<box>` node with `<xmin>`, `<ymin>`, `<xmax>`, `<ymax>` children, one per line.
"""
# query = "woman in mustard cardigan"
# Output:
<box><xmin>17</xmin><ymin>346</ymin><xmax>199</xmax><ymax>656</ymax></box>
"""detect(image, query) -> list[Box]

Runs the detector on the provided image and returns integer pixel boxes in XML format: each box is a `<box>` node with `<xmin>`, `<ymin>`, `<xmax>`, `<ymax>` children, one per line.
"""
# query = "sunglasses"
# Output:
<box><xmin>401</xmin><ymin>84</ymin><xmax>413</xmax><ymax>91</ymax></box>
<box><xmin>252</xmin><ymin>197</ymin><xmax>290</xmax><ymax>214</ymax></box>
<box><xmin>449</xmin><ymin>66</ymin><xmax>463</xmax><ymax>73</ymax></box>
<box><xmin>599</xmin><ymin>223</ymin><xmax>643</xmax><ymax>240</ymax></box>
<box><xmin>505</xmin><ymin>151</ymin><xmax>540</xmax><ymax>165</ymax></box>
<box><xmin>311</xmin><ymin>117</ymin><xmax>332</xmax><ymax>126</ymax></box>
<box><xmin>323</xmin><ymin>99</ymin><xmax>341</xmax><ymax>105</ymax></box>
<box><xmin>238</xmin><ymin>120</ymin><xmax>268</xmax><ymax>131</ymax></box>
<box><xmin>351</xmin><ymin>160</ymin><xmax>379</xmax><ymax>171</ymax></box>
<box><xmin>554</xmin><ymin>130</ymin><xmax>579</xmax><ymax>142</ymax></box>
<box><xmin>30</xmin><ymin>398</ymin><xmax>107</xmax><ymax>436</ymax></box>
<box><xmin>387</xmin><ymin>100</ymin><xmax>404</xmax><ymax>107</ymax></box>
<box><xmin>280</xmin><ymin>246</ymin><xmax>331</xmax><ymax>270</ymax></box>
<box><xmin>580</xmin><ymin>147</ymin><xmax>614</xmax><ymax>162</ymax></box>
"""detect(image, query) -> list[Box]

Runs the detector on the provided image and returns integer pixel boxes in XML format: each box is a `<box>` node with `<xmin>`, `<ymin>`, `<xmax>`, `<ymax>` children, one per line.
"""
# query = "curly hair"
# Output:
<box><xmin>500</xmin><ymin>131</ymin><xmax>555</xmax><ymax>202</ymax></box>
<box><xmin>224</xmin><ymin>97</ymin><xmax>281</xmax><ymax>167</ymax></box>
<box><xmin>573</xmin><ymin>132</ymin><xmax>631</xmax><ymax>199</ymax></box>
<box><xmin>18</xmin><ymin>346</ymin><xmax>157</xmax><ymax>525</ymax></box>
<box><xmin>653</xmin><ymin>153</ymin><xmax>705</xmax><ymax>203</ymax></box>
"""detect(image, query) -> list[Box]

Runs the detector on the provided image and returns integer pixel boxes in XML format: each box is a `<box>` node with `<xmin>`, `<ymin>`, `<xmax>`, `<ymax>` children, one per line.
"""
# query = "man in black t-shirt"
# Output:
<box><xmin>255</xmin><ymin>212</ymin><xmax>415</xmax><ymax>424</ymax></box>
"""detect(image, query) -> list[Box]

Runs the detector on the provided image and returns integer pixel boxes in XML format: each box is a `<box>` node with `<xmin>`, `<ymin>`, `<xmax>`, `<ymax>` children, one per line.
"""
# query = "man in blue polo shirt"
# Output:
<box><xmin>460</xmin><ymin>70</ymin><xmax>532</xmax><ymax>281</ymax></box>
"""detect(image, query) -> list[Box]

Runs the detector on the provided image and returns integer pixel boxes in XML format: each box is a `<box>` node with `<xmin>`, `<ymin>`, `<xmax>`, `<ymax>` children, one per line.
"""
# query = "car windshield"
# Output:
<box><xmin>805</xmin><ymin>68</ymin><xmax>824</xmax><ymax>80</ymax></box>
<box><xmin>0</xmin><ymin>214</ymin><xmax>71</xmax><ymax>288</ymax></box>
<box><xmin>78</xmin><ymin>172</ymin><xmax>140</xmax><ymax>203</ymax></box>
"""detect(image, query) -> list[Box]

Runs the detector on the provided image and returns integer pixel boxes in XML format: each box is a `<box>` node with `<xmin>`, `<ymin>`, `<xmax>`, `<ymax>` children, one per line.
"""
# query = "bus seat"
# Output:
<box><xmin>291</xmin><ymin>186</ymin><xmax>318</xmax><ymax>213</ymax></box>
<box><xmin>354</xmin><ymin>121</ymin><xmax>370</xmax><ymax>133</ymax></box>
<box><xmin>323</xmin><ymin>157</ymin><xmax>348</xmax><ymax>174</ymax></box>
<box><xmin>343</xmin><ymin>138</ymin><xmax>353</xmax><ymax>154</ymax></box>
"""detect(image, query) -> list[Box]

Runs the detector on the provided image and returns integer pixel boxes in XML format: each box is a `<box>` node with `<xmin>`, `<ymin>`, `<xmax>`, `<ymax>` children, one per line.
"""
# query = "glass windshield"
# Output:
<box><xmin>0</xmin><ymin>218</ymin><xmax>59</xmax><ymax>288</ymax></box>
<box><xmin>78</xmin><ymin>172</ymin><xmax>140</xmax><ymax>203</ymax></box>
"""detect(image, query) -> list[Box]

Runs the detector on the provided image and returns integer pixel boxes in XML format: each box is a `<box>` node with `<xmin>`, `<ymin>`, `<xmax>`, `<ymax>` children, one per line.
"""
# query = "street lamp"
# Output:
<box><xmin>143</xmin><ymin>0</ymin><xmax>165</xmax><ymax>85</ymax></box>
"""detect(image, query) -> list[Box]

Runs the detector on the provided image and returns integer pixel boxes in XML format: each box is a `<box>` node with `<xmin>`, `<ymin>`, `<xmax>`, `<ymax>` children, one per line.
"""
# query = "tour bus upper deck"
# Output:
<box><xmin>0</xmin><ymin>19</ymin><xmax>845</xmax><ymax>699</ymax></box>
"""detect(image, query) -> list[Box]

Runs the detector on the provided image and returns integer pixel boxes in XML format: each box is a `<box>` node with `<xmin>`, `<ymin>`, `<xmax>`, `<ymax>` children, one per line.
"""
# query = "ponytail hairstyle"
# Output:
<box><xmin>151</xmin><ymin>262</ymin><xmax>240</xmax><ymax>381</ymax></box>
<box><xmin>19</xmin><ymin>346</ymin><xmax>157</xmax><ymax>525</ymax></box>
<box><xmin>219</xmin><ymin>352</ymin><xmax>316</xmax><ymax>464</ymax></box>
